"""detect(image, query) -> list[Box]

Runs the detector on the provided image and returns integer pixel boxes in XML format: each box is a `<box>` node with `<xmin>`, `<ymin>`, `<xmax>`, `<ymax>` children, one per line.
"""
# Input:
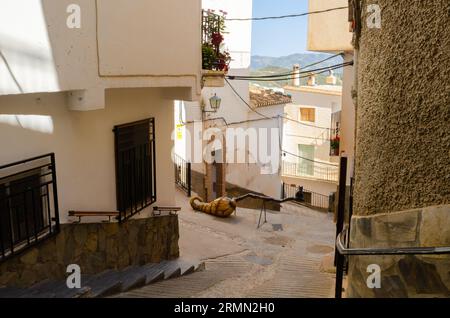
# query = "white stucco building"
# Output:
<box><xmin>282</xmin><ymin>81</ymin><xmax>341</xmax><ymax>196</ymax></box>
<box><xmin>0</xmin><ymin>0</ymin><xmax>203</xmax><ymax>224</ymax></box>
<box><xmin>307</xmin><ymin>0</ymin><xmax>355</xmax><ymax>185</ymax></box>
<box><xmin>175</xmin><ymin>0</ymin><xmax>285</xmax><ymax>203</ymax></box>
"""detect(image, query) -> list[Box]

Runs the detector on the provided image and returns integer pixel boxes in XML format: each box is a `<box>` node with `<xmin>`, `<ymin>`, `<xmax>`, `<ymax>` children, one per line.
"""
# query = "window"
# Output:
<box><xmin>298</xmin><ymin>144</ymin><xmax>315</xmax><ymax>176</ymax></box>
<box><xmin>299</xmin><ymin>107</ymin><xmax>316</xmax><ymax>123</ymax></box>
<box><xmin>0</xmin><ymin>154</ymin><xmax>60</xmax><ymax>262</ymax></box>
<box><xmin>114</xmin><ymin>118</ymin><xmax>156</xmax><ymax>222</ymax></box>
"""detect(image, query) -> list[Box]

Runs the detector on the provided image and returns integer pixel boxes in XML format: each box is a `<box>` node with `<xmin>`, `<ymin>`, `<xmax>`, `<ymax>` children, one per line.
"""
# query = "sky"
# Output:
<box><xmin>251</xmin><ymin>0</ymin><xmax>309</xmax><ymax>57</ymax></box>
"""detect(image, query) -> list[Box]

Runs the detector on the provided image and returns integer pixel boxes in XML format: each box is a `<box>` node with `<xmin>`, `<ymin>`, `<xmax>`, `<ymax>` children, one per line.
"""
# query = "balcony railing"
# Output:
<box><xmin>173</xmin><ymin>154</ymin><xmax>191</xmax><ymax>197</ymax></box>
<box><xmin>281</xmin><ymin>183</ymin><xmax>331</xmax><ymax>212</ymax></box>
<box><xmin>282</xmin><ymin>160</ymin><xmax>339</xmax><ymax>183</ymax></box>
<box><xmin>202</xmin><ymin>10</ymin><xmax>230</xmax><ymax>72</ymax></box>
<box><xmin>0</xmin><ymin>153</ymin><xmax>60</xmax><ymax>262</ymax></box>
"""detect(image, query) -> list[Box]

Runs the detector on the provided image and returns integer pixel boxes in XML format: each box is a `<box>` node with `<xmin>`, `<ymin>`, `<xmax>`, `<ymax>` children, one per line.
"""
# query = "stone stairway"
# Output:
<box><xmin>0</xmin><ymin>258</ymin><xmax>204</xmax><ymax>298</ymax></box>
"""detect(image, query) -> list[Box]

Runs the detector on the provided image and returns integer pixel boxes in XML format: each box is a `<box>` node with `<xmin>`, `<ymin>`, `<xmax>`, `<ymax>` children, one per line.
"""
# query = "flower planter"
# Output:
<box><xmin>202</xmin><ymin>70</ymin><xmax>225</xmax><ymax>88</ymax></box>
<box><xmin>330</xmin><ymin>148</ymin><xmax>340</xmax><ymax>156</ymax></box>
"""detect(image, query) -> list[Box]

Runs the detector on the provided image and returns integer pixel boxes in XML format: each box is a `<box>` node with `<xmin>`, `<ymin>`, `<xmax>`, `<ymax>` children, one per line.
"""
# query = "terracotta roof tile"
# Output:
<box><xmin>249</xmin><ymin>89</ymin><xmax>292</xmax><ymax>108</ymax></box>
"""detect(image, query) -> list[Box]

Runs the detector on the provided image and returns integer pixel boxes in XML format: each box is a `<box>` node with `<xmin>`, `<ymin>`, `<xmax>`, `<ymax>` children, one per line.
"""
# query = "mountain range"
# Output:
<box><xmin>251</xmin><ymin>53</ymin><xmax>343</xmax><ymax>73</ymax></box>
<box><xmin>249</xmin><ymin>53</ymin><xmax>344</xmax><ymax>89</ymax></box>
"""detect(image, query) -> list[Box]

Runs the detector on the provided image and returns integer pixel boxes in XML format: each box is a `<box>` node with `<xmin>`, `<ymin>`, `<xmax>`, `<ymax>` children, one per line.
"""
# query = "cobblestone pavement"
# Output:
<box><xmin>118</xmin><ymin>189</ymin><xmax>336</xmax><ymax>298</ymax></box>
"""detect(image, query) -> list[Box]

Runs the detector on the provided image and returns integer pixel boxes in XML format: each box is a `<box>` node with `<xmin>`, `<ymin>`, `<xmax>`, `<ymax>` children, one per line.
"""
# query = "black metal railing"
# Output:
<box><xmin>114</xmin><ymin>118</ymin><xmax>157</xmax><ymax>222</ymax></box>
<box><xmin>174</xmin><ymin>154</ymin><xmax>191</xmax><ymax>197</ymax></box>
<box><xmin>0</xmin><ymin>153</ymin><xmax>60</xmax><ymax>262</ymax></box>
<box><xmin>202</xmin><ymin>10</ymin><xmax>222</xmax><ymax>47</ymax></box>
<box><xmin>282</xmin><ymin>160</ymin><xmax>339</xmax><ymax>183</ymax></box>
<box><xmin>282</xmin><ymin>182</ymin><xmax>330</xmax><ymax>211</ymax></box>
<box><xmin>335</xmin><ymin>226</ymin><xmax>450</xmax><ymax>298</ymax></box>
<box><xmin>235</xmin><ymin>192</ymin><xmax>331</xmax><ymax>229</ymax></box>
<box><xmin>202</xmin><ymin>10</ymin><xmax>229</xmax><ymax>71</ymax></box>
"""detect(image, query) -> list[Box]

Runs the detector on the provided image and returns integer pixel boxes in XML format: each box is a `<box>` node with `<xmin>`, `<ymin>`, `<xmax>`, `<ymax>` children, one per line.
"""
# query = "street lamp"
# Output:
<box><xmin>209</xmin><ymin>94</ymin><xmax>222</xmax><ymax>112</ymax></box>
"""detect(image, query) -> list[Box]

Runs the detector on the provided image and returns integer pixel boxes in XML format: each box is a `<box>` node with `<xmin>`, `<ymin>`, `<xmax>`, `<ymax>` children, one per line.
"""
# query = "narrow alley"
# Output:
<box><xmin>118</xmin><ymin>189</ymin><xmax>335</xmax><ymax>298</ymax></box>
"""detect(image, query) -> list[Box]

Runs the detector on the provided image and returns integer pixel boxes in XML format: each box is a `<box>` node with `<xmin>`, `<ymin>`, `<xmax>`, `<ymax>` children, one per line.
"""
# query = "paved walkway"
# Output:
<box><xmin>119</xmin><ymin>189</ymin><xmax>336</xmax><ymax>298</ymax></box>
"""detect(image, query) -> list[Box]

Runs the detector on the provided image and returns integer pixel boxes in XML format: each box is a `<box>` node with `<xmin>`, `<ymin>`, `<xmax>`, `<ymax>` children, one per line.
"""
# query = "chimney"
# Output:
<box><xmin>326</xmin><ymin>70</ymin><xmax>337</xmax><ymax>85</ymax></box>
<box><xmin>292</xmin><ymin>64</ymin><xmax>300</xmax><ymax>86</ymax></box>
<box><xmin>307</xmin><ymin>73</ymin><xmax>316</xmax><ymax>86</ymax></box>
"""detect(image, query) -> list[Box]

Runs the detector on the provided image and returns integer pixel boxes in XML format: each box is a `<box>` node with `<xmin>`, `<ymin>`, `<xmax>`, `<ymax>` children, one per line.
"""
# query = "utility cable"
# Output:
<box><xmin>225</xmin><ymin>6</ymin><xmax>348</xmax><ymax>21</ymax></box>
<box><xmin>233</xmin><ymin>53</ymin><xmax>344</xmax><ymax>80</ymax></box>
<box><xmin>227</xmin><ymin>62</ymin><xmax>353</xmax><ymax>81</ymax></box>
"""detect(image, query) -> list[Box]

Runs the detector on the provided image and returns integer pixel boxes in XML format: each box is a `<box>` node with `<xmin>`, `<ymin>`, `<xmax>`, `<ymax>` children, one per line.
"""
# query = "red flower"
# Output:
<box><xmin>211</xmin><ymin>32</ymin><xmax>224</xmax><ymax>46</ymax></box>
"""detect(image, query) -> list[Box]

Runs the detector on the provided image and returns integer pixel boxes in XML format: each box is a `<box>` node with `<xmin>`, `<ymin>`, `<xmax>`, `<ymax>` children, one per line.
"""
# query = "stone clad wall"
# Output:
<box><xmin>0</xmin><ymin>215</ymin><xmax>179</xmax><ymax>288</ymax></box>
<box><xmin>347</xmin><ymin>205</ymin><xmax>450</xmax><ymax>297</ymax></box>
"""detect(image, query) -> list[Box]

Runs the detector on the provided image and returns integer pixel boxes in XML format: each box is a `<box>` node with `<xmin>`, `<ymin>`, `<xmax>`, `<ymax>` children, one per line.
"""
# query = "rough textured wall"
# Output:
<box><xmin>0</xmin><ymin>215</ymin><xmax>179</xmax><ymax>288</ymax></box>
<box><xmin>354</xmin><ymin>0</ymin><xmax>450</xmax><ymax>216</ymax></box>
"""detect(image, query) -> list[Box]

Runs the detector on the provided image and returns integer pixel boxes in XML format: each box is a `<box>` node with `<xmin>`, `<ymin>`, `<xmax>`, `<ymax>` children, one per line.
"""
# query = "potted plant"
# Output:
<box><xmin>330</xmin><ymin>136</ymin><xmax>340</xmax><ymax>156</ymax></box>
<box><xmin>202</xmin><ymin>10</ymin><xmax>231</xmax><ymax>73</ymax></box>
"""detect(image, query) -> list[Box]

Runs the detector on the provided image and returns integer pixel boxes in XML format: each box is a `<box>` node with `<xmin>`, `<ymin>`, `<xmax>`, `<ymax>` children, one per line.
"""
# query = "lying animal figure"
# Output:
<box><xmin>189</xmin><ymin>196</ymin><xmax>237</xmax><ymax>218</ymax></box>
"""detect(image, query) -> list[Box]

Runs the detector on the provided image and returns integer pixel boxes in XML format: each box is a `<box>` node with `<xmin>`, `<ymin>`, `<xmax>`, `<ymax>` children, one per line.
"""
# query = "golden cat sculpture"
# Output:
<box><xmin>189</xmin><ymin>196</ymin><xmax>237</xmax><ymax>218</ymax></box>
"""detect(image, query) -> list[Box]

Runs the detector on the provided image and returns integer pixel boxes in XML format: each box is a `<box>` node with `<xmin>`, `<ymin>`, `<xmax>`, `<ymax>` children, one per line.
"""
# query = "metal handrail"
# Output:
<box><xmin>334</xmin><ymin>226</ymin><xmax>450</xmax><ymax>299</ymax></box>
<box><xmin>336</xmin><ymin>228</ymin><xmax>450</xmax><ymax>256</ymax></box>
<box><xmin>234</xmin><ymin>193</ymin><xmax>311</xmax><ymax>228</ymax></box>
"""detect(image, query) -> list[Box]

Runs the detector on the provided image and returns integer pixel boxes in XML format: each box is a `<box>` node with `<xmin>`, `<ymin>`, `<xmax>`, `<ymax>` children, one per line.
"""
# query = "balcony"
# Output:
<box><xmin>282</xmin><ymin>160</ymin><xmax>339</xmax><ymax>183</ymax></box>
<box><xmin>201</xmin><ymin>10</ymin><xmax>229</xmax><ymax>88</ymax></box>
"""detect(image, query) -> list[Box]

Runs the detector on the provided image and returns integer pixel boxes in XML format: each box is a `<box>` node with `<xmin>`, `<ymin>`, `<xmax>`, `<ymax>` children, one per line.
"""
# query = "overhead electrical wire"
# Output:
<box><xmin>301</xmin><ymin>53</ymin><xmax>345</xmax><ymax>71</ymax></box>
<box><xmin>179</xmin><ymin>82</ymin><xmax>336</xmax><ymax>166</ymax></box>
<box><xmin>178</xmin><ymin>57</ymin><xmax>346</xmax><ymax>166</ymax></box>
<box><xmin>227</xmin><ymin>61</ymin><xmax>353</xmax><ymax>81</ymax></box>
<box><xmin>182</xmin><ymin>7</ymin><xmax>348</xmax><ymax>167</ymax></box>
<box><xmin>225</xmin><ymin>77</ymin><xmax>272</xmax><ymax>119</ymax></box>
<box><xmin>227</xmin><ymin>53</ymin><xmax>344</xmax><ymax>80</ymax></box>
<box><xmin>225</xmin><ymin>6</ymin><xmax>348</xmax><ymax>21</ymax></box>
<box><xmin>228</xmin><ymin>53</ymin><xmax>344</xmax><ymax>79</ymax></box>
<box><xmin>227</xmin><ymin>61</ymin><xmax>349</xmax><ymax>79</ymax></box>
<box><xmin>225</xmin><ymin>78</ymin><xmax>333</xmax><ymax>131</ymax></box>
<box><xmin>225</xmin><ymin>77</ymin><xmax>340</xmax><ymax>166</ymax></box>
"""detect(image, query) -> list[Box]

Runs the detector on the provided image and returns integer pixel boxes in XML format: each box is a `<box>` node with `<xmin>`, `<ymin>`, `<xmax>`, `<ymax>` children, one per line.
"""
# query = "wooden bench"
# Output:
<box><xmin>68</xmin><ymin>211</ymin><xmax>119</xmax><ymax>223</ymax></box>
<box><xmin>152</xmin><ymin>206</ymin><xmax>181</xmax><ymax>216</ymax></box>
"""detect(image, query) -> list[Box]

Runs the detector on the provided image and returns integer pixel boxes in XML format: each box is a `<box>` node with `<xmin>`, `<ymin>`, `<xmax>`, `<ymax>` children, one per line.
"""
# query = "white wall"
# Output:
<box><xmin>202</xmin><ymin>0</ymin><xmax>253</xmax><ymax>70</ymax></box>
<box><xmin>0</xmin><ymin>88</ymin><xmax>176</xmax><ymax>223</ymax></box>
<box><xmin>281</xmin><ymin>86</ymin><xmax>341</xmax><ymax>195</ymax></box>
<box><xmin>227</xmin><ymin>104</ymin><xmax>284</xmax><ymax>198</ymax></box>
<box><xmin>283</xmin><ymin>87</ymin><xmax>342</xmax><ymax>163</ymax></box>
<box><xmin>307</xmin><ymin>0</ymin><xmax>353</xmax><ymax>52</ymax></box>
<box><xmin>0</xmin><ymin>0</ymin><xmax>202</xmax><ymax>107</ymax></box>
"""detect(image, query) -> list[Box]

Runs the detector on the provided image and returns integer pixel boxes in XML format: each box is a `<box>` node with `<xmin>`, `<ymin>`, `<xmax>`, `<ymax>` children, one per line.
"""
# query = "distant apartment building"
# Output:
<box><xmin>307</xmin><ymin>0</ymin><xmax>355</xmax><ymax>185</ymax></box>
<box><xmin>282</xmin><ymin>77</ymin><xmax>341</xmax><ymax>197</ymax></box>
<box><xmin>0</xmin><ymin>0</ymin><xmax>205</xmax><ymax>287</ymax></box>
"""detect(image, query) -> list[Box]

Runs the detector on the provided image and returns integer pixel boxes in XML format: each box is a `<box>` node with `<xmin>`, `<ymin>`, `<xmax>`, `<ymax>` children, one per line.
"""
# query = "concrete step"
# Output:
<box><xmin>0</xmin><ymin>287</ymin><xmax>32</xmax><ymax>298</ymax></box>
<box><xmin>0</xmin><ymin>258</ymin><xmax>205</xmax><ymax>298</ymax></box>
<box><xmin>82</xmin><ymin>270</ymin><xmax>123</xmax><ymax>298</ymax></box>
<box><xmin>118</xmin><ymin>266</ymin><xmax>148</xmax><ymax>292</ymax></box>
<box><xmin>159</xmin><ymin>260</ymin><xmax>182</xmax><ymax>279</ymax></box>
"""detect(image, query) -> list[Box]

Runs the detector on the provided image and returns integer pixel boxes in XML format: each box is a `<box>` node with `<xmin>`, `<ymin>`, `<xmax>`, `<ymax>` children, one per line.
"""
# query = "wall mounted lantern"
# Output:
<box><xmin>209</xmin><ymin>93</ymin><xmax>222</xmax><ymax>112</ymax></box>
